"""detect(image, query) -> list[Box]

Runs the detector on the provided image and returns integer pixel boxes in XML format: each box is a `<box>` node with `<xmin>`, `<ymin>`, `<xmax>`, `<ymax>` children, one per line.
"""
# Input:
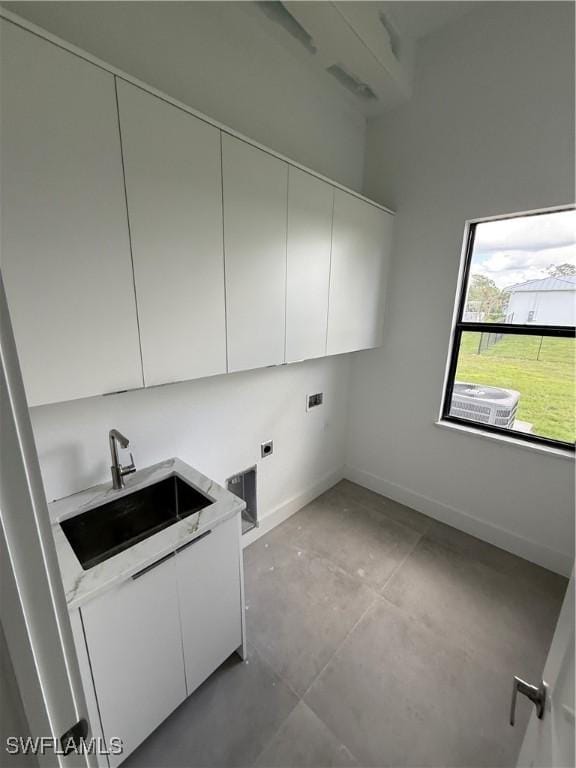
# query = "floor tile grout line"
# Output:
<box><xmin>257</xmin><ymin>534</ymin><xmax>384</xmax><ymax>596</ymax></box>
<box><xmin>325</xmin><ymin>497</ymin><xmax>434</xmax><ymax>541</ymax></box>
<box><xmin>377</xmin><ymin>528</ymin><xmax>426</xmax><ymax>596</ymax></box>
<box><xmin>249</xmin><ymin>699</ymin><xmax>364</xmax><ymax>768</ymax></box>
<box><xmin>246</xmin><ymin>636</ymin><xmax>303</xmax><ymax>701</ymax></box>
<box><xmin>293</xmin><ymin>523</ymin><xmax>425</xmax><ymax>599</ymax></box>
<box><xmin>252</xmin><ymin>514</ymin><xmax>421</xmax><ymax>605</ymax></box>
<box><xmin>246</xmin><ymin>541</ymin><xmax>382</xmax><ymax>699</ymax></box>
<box><xmin>306</xmin><ymin>484</ymin><xmax>552</xmax><ymax>603</ymax></box>
<box><xmin>247</xmin><ymin>486</ymin><xmax>557</xmax><ymax>766</ymax></box>
<box><xmin>299</xmin><ymin>593</ymin><xmax>380</xmax><ymax>702</ymax></box>
<box><xmin>417</xmin><ymin>526</ymin><xmax>568</xmax><ymax>599</ymax></box>
<box><xmin>374</xmin><ymin>585</ymin><xmax>531</xmax><ymax>699</ymax></box>
<box><xmin>249</xmin><ymin>704</ymin><xmax>297</xmax><ymax>768</ymax></box>
<box><xmin>263</xmin><ymin>482</ymin><xmax>433</xmax><ymax>552</ymax></box>
<box><xmin>326</xmin><ymin>483</ymin><xmax>436</xmax><ymax>536</ymax></box>
<box><xmin>243</xmin><ymin>643</ymin><xmax>302</xmax><ymax>768</ymax></box>
<box><xmin>374</xmin><ymin>553</ymin><xmax>558</xmax><ymax>679</ymax></box>
<box><xmin>283</xmin><ymin>485</ymin><xmax>563</xmax><ymax>599</ymax></box>
<box><xmin>295</xmin><ymin>597</ymin><xmax>380</xmax><ymax>765</ymax></box>
<box><xmin>245</xmin><ymin>494</ymin><xmax>426</xmax><ymax>710</ymax></box>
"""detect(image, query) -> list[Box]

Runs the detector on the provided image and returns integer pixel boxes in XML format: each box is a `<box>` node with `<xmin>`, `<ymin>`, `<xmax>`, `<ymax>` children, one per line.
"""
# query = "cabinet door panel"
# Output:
<box><xmin>176</xmin><ymin>517</ymin><xmax>242</xmax><ymax>694</ymax></box>
<box><xmin>81</xmin><ymin>556</ymin><xmax>185</xmax><ymax>767</ymax></box>
<box><xmin>0</xmin><ymin>21</ymin><xmax>142</xmax><ymax>405</ymax></box>
<box><xmin>285</xmin><ymin>169</ymin><xmax>333</xmax><ymax>362</ymax></box>
<box><xmin>117</xmin><ymin>81</ymin><xmax>227</xmax><ymax>386</ymax></box>
<box><xmin>327</xmin><ymin>191</ymin><xmax>393</xmax><ymax>355</ymax></box>
<box><xmin>222</xmin><ymin>135</ymin><xmax>287</xmax><ymax>372</ymax></box>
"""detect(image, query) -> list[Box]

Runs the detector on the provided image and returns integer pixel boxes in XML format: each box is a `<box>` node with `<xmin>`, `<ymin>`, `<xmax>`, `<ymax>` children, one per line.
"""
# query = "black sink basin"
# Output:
<box><xmin>60</xmin><ymin>476</ymin><xmax>213</xmax><ymax>570</ymax></box>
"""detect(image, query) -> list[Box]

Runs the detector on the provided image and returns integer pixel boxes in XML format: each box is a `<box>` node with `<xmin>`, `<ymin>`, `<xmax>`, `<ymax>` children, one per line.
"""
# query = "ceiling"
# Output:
<box><xmin>249</xmin><ymin>1</ymin><xmax>481</xmax><ymax>115</ymax></box>
<box><xmin>380</xmin><ymin>1</ymin><xmax>480</xmax><ymax>41</ymax></box>
<box><xmin>2</xmin><ymin>1</ymin><xmax>481</xmax><ymax>117</ymax></box>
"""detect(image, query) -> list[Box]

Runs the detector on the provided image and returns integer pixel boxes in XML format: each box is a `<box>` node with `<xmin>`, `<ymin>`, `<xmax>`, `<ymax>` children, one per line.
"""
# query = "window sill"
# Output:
<box><xmin>435</xmin><ymin>419</ymin><xmax>575</xmax><ymax>461</ymax></box>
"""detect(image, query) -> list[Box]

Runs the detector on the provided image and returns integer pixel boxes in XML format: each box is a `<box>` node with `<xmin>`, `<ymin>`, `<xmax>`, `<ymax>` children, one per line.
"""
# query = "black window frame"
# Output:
<box><xmin>442</xmin><ymin>210</ymin><xmax>576</xmax><ymax>452</ymax></box>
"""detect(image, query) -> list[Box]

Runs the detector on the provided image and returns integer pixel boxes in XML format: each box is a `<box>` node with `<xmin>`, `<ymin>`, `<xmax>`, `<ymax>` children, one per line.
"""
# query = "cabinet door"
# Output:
<box><xmin>117</xmin><ymin>81</ymin><xmax>227</xmax><ymax>386</ymax></box>
<box><xmin>327</xmin><ymin>191</ymin><xmax>393</xmax><ymax>355</ymax></box>
<box><xmin>285</xmin><ymin>169</ymin><xmax>334</xmax><ymax>363</ymax></box>
<box><xmin>176</xmin><ymin>517</ymin><xmax>242</xmax><ymax>695</ymax></box>
<box><xmin>222</xmin><ymin>135</ymin><xmax>288</xmax><ymax>372</ymax></box>
<box><xmin>0</xmin><ymin>21</ymin><xmax>143</xmax><ymax>406</ymax></box>
<box><xmin>81</xmin><ymin>555</ymin><xmax>186</xmax><ymax>767</ymax></box>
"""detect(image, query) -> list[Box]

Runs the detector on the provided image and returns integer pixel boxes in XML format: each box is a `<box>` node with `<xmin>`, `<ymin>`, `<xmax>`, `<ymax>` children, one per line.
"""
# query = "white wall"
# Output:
<box><xmin>3</xmin><ymin>2</ymin><xmax>360</xmax><ymax>530</ymax></box>
<box><xmin>347</xmin><ymin>1</ymin><xmax>575</xmax><ymax>575</ymax></box>
<box><xmin>2</xmin><ymin>1</ymin><xmax>365</xmax><ymax>190</ymax></box>
<box><xmin>31</xmin><ymin>359</ymin><xmax>351</xmax><ymax>534</ymax></box>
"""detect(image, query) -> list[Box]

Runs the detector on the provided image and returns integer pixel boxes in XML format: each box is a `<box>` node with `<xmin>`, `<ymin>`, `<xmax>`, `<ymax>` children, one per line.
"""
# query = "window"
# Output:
<box><xmin>443</xmin><ymin>208</ymin><xmax>576</xmax><ymax>450</ymax></box>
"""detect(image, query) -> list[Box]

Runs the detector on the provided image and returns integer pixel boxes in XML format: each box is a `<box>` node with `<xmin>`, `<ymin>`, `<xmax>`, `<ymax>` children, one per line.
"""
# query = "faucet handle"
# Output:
<box><xmin>122</xmin><ymin>452</ymin><xmax>136</xmax><ymax>476</ymax></box>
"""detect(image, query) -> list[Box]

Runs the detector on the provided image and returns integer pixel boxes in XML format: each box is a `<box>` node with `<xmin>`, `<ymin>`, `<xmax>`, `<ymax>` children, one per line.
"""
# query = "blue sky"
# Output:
<box><xmin>471</xmin><ymin>209</ymin><xmax>576</xmax><ymax>289</ymax></box>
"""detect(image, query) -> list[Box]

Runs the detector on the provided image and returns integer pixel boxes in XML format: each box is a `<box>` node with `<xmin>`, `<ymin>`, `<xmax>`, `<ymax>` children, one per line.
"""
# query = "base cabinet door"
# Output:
<box><xmin>327</xmin><ymin>190</ymin><xmax>393</xmax><ymax>356</ymax></box>
<box><xmin>176</xmin><ymin>517</ymin><xmax>242</xmax><ymax>694</ymax></box>
<box><xmin>81</xmin><ymin>555</ymin><xmax>186</xmax><ymax>767</ymax></box>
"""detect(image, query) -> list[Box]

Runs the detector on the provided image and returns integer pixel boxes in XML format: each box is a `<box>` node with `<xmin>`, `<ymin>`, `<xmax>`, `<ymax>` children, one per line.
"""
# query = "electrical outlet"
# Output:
<box><xmin>306</xmin><ymin>393</ymin><xmax>324</xmax><ymax>410</ymax></box>
<box><xmin>261</xmin><ymin>440</ymin><xmax>273</xmax><ymax>458</ymax></box>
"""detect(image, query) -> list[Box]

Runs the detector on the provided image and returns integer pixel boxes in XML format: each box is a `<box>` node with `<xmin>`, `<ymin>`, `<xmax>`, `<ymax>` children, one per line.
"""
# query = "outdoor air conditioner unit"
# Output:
<box><xmin>451</xmin><ymin>382</ymin><xmax>520</xmax><ymax>429</ymax></box>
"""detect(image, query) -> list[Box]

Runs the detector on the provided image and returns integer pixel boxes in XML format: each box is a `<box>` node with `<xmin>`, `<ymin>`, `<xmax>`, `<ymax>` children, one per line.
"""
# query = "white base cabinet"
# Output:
<box><xmin>81</xmin><ymin>554</ymin><xmax>186</xmax><ymax>768</ymax></box>
<box><xmin>78</xmin><ymin>516</ymin><xmax>243</xmax><ymax>767</ymax></box>
<box><xmin>176</xmin><ymin>519</ymin><xmax>243</xmax><ymax>694</ymax></box>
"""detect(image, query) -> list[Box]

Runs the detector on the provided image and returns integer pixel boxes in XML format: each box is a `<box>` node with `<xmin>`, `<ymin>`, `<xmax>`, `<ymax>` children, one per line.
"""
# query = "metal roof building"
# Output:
<box><xmin>505</xmin><ymin>275</ymin><xmax>576</xmax><ymax>325</ymax></box>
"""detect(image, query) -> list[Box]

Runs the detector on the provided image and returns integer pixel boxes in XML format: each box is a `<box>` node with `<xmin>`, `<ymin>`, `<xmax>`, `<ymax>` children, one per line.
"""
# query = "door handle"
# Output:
<box><xmin>60</xmin><ymin>718</ymin><xmax>89</xmax><ymax>755</ymax></box>
<box><xmin>132</xmin><ymin>551</ymin><xmax>174</xmax><ymax>580</ymax></box>
<box><xmin>176</xmin><ymin>529</ymin><xmax>211</xmax><ymax>553</ymax></box>
<box><xmin>510</xmin><ymin>676</ymin><xmax>547</xmax><ymax>726</ymax></box>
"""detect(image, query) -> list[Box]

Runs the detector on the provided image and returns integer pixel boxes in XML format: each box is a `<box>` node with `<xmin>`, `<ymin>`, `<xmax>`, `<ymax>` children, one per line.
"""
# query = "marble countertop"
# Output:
<box><xmin>49</xmin><ymin>458</ymin><xmax>245</xmax><ymax>610</ymax></box>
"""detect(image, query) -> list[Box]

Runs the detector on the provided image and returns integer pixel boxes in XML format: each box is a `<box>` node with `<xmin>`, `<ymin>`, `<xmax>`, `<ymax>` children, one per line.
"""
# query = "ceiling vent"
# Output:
<box><xmin>254</xmin><ymin>1</ymin><xmax>413</xmax><ymax>115</ymax></box>
<box><xmin>256</xmin><ymin>2</ymin><xmax>316</xmax><ymax>54</ymax></box>
<box><xmin>326</xmin><ymin>64</ymin><xmax>377</xmax><ymax>101</ymax></box>
<box><xmin>378</xmin><ymin>11</ymin><xmax>401</xmax><ymax>60</ymax></box>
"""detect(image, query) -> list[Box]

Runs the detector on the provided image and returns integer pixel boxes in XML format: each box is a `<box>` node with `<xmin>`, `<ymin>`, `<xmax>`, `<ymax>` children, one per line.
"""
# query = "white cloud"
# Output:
<box><xmin>472</xmin><ymin>243</ymin><xmax>576</xmax><ymax>289</ymax></box>
<box><xmin>471</xmin><ymin>210</ymin><xmax>576</xmax><ymax>288</ymax></box>
<box><xmin>474</xmin><ymin>209</ymin><xmax>576</xmax><ymax>253</ymax></box>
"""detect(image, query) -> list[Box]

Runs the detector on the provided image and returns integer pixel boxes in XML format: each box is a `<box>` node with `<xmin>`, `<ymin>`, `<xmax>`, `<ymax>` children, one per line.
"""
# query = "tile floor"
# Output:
<box><xmin>125</xmin><ymin>480</ymin><xmax>567</xmax><ymax>768</ymax></box>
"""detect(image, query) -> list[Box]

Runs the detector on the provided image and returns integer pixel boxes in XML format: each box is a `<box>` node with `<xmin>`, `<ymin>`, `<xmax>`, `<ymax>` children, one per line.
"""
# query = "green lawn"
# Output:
<box><xmin>455</xmin><ymin>333</ymin><xmax>575</xmax><ymax>444</ymax></box>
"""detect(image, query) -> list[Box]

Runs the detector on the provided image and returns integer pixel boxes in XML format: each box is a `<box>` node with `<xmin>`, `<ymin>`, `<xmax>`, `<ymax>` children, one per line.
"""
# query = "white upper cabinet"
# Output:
<box><xmin>285</xmin><ymin>169</ymin><xmax>334</xmax><ymax>363</ymax></box>
<box><xmin>0</xmin><ymin>21</ymin><xmax>143</xmax><ymax>406</ymax></box>
<box><xmin>327</xmin><ymin>190</ymin><xmax>393</xmax><ymax>356</ymax></box>
<box><xmin>117</xmin><ymin>81</ymin><xmax>227</xmax><ymax>386</ymax></box>
<box><xmin>1</xmin><ymin>20</ymin><xmax>394</xmax><ymax>399</ymax></box>
<box><xmin>222</xmin><ymin>135</ymin><xmax>288</xmax><ymax>372</ymax></box>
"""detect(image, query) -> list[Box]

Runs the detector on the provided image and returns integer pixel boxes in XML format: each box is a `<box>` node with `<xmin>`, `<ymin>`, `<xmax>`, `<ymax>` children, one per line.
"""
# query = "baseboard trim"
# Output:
<box><xmin>241</xmin><ymin>467</ymin><xmax>345</xmax><ymax>549</ymax></box>
<box><xmin>344</xmin><ymin>465</ymin><xmax>573</xmax><ymax>577</ymax></box>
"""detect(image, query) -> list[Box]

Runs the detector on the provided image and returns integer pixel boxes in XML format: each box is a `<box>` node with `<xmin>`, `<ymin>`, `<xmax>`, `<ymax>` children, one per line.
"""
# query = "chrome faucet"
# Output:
<box><xmin>109</xmin><ymin>429</ymin><xmax>136</xmax><ymax>490</ymax></box>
